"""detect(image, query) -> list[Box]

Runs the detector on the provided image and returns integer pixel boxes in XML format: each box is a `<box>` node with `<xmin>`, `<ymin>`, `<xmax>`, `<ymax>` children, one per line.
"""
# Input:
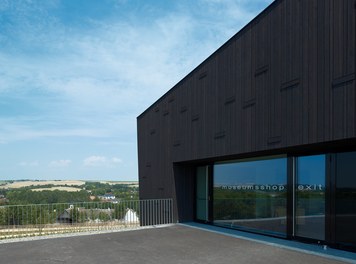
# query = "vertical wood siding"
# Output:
<box><xmin>137</xmin><ymin>0</ymin><xmax>356</xmax><ymax>221</ymax></box>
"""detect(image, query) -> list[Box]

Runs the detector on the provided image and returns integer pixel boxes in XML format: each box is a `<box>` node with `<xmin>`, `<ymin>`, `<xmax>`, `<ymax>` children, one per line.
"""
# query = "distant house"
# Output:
<box><xmin>57</xmin><ymin>209</ymin><xmax>73</xmax><ymax>224</ymax></box>
<box><xmin>0</xmin><ymin>195</ymin><xmax>8</xmax><ymax>204</ymax></box>
<box><xmin>98</xmin><ymin>194</ymin><xmax>116</xmax><ymax>200</ymax></box>
<box><xmin>57</xmin><ymin>206</ymin><xmax>114</xmax><ymax>224</ymax></box>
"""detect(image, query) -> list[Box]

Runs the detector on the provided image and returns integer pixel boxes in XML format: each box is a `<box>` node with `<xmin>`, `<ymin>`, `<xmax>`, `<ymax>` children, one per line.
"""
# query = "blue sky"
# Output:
<box><xmin>0</xmin><ymin>0</ymin><xmax>273</xmax><ymax>181</ymax></box>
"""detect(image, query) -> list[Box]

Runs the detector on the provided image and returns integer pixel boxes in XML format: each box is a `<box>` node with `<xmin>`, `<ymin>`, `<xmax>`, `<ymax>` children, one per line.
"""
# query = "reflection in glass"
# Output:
<box><xmin>213</xmin><ymin>156</ymin><xmax>287</xmax><ymax>236</ymax></box>
<box><xmin>295</xmin><ymin>155</ymin><xmax>325</xmax><ymax>240</ymax></box>
<box><xmin>335</xmin><ymin>151</ymin><xmax>356</xmax><ymax>246</ymax></box>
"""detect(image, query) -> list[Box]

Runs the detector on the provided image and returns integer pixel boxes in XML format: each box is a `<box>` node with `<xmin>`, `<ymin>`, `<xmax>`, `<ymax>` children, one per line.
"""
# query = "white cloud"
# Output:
<box><xmin>0</xmin><ymin>1</ymin><xmax>272</xmax><ymax>181</ymax></box>
<box><xmin>83</xmin><ymin>156</ymin><xmax>105</xmax><ymax>167</ymax></box>
<box><xmin>111</xmin><ymin>157</ymin><xmax>123</xmax><ymax>164</ymax></box>
<box><xmin>0</xmin><ymin>16</ymin><xmax>200</xmax><ymax>144</ymax></box>
<box><xmin>49</xmin><ymin>159</ymin><xmax>71</xmax><ymax>168</ymax></box>
<box><xmin>0</xmin><ymin>117</ymin><xmax>108</xmax><ymax>144</ymax></box>
<box><xmin>0</xmin><ymin>0</ymin><xmax>274</xmax><ymax>146</ymax></box>
<box><xmin>83</xmin><ymin>156</ymin><xmax>122</xmax><ymax>167</ymax></box>
<box><xmin>19</xmin><ymin>161</ymin><xmax>39</xmax><ymax>167</ymax></box>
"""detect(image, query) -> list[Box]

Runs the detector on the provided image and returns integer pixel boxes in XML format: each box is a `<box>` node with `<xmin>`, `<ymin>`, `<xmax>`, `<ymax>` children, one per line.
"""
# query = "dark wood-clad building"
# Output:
<box><xmin>137</xmin><ymin>0</ymin><xmax>356</xmax><ymax>252</ymax></box>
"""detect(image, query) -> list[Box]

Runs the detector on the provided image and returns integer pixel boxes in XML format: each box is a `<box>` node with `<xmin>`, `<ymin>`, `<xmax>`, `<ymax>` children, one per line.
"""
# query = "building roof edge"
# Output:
<box><xmin>137</xmin><ymin>0</ymin><xmax>282</xmax><ymax>120</ymax></box>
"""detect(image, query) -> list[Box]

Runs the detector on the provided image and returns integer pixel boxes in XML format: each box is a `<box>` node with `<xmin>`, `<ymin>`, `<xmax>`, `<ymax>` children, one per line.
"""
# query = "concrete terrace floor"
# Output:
<box><xmin>0</xmin><ymin>224</ymin><xmax>355</xmax><ymax>264</ymax></box>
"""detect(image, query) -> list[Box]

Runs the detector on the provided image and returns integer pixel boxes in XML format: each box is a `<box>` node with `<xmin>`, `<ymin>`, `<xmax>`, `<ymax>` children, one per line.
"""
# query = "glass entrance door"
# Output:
<box><xmin>196</xmin><ymin>166</ymin><xmax>209</xmax><ymax>222</ymax></box>
<box><xmin>335</xmin><ymin>151</ymin><xmax>356</xmax><ymax>248</ymax></box>
<box><xmin>295</xmin><ymin>155</ymin><xmax>325</xmax><ymax>241</ymax></box>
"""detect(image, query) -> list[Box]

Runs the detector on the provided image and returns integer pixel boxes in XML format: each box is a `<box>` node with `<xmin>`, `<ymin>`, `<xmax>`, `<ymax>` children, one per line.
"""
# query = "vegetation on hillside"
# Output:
<box><xmin>0</xmin><ymin>181</ymin><xmax>139</xmax><ymax>205</ymax></box>
<box><xmin>4</xmin><ymin>190</ymin><xmax>90</xmax><ymax>205</ymax></box>
<box><xmin>84</xmin><ymin>182</ymin><xmax>138</xmax><ymax>200</ymax></box>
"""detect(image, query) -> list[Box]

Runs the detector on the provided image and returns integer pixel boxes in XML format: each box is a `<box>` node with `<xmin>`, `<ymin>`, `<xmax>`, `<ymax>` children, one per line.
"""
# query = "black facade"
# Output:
<box><xmin>137</xmin><ymin>0</ymin><xmax>356</xmax><ymax>251</ymax></box>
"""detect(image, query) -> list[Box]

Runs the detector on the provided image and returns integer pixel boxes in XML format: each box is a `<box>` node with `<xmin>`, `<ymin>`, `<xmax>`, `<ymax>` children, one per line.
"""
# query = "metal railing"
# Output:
<box><xmin>0</xmin><ymin>199</ymin><xmax>173</xmax><ymax>240</ymax></box>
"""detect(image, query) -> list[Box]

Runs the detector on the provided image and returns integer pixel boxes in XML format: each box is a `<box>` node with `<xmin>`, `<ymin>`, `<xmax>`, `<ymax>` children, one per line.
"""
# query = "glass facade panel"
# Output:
<box><xmin>295</xmin><ymin>155</ymin><xmax>325</xmax><ymax>240</ymax></box>
<box><xmin>196</xmin><ymin>166</ymin><xmax>208</xmax><ymax>221</ymax></box>
<box><xmin>213</xmin><ymin>157</ymin><xmax>287</xmax><ymax>236</ymax></box>
<box><xmin>335</xmin><ymin>151</ymin><xmax>356</xmax><ymax>247</ymax></box>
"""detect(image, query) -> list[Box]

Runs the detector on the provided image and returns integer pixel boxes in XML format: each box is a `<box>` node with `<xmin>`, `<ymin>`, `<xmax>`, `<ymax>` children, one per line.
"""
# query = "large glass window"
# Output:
<box><xmin>213</xmin><ymin>156</ymin><xmax>287</xmax><ymax>236</ymax></box>
<box><xmin>335</xmin><ymin>151</ymin><xmax>356</xmax><ymax>247</ymax></box>
<box><xmin>295</xmin><ymin>155</ymin><xmax>325</xmax><ymax>240</ymax></box>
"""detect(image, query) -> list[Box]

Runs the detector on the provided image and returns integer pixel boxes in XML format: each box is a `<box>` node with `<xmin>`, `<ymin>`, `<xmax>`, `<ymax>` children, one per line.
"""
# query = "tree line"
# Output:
<box><xmin>0</xmin><ymin>181</ymin><xmax>139</xmax><ymax>205</ymax></box>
